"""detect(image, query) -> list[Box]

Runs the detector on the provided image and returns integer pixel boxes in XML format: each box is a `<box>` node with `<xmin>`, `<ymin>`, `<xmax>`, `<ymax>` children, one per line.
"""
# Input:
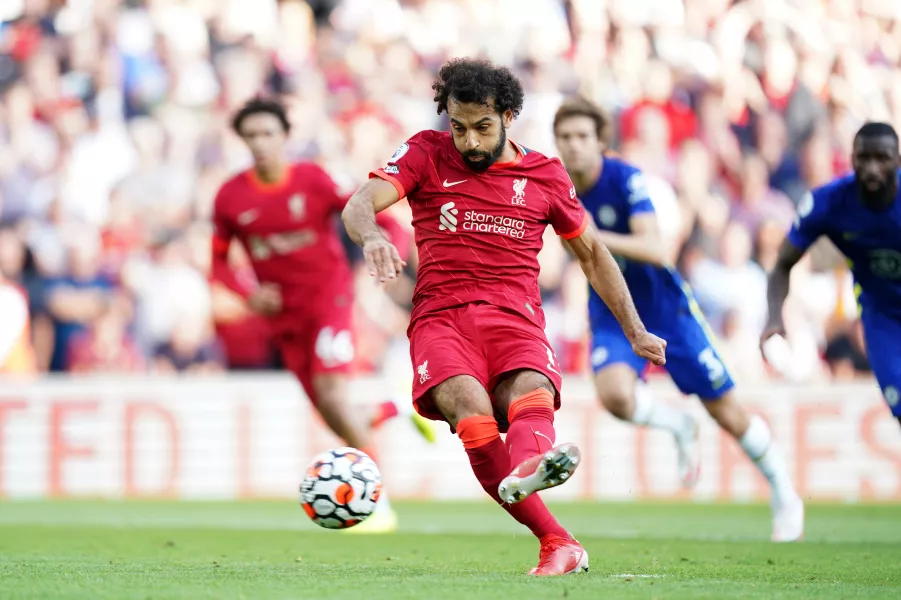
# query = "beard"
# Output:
<box><xmin>461</xmin><ymin>126</ymin><xmax>507</xmax><ymax>173</ymax></box>
<box><xmin>857</xmin><ymin>175</ymin><xmax>896</xmax><ymax>207</ymax></box>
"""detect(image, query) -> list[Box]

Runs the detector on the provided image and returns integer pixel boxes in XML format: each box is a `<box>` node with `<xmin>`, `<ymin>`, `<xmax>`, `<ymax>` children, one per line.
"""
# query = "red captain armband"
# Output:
<box><xmin>369</xmin><ymin>170</ymin><xmax>406</xmax><ymax>200</ymax></box>
<box><xmin>558</xmin><ymin>213</ymin><xmax>590</xmax><ymax>241</ymax></box>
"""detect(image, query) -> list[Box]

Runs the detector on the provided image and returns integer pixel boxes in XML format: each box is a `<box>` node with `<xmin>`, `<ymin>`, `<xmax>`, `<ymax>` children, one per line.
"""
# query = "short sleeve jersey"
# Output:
<box><xmin>370</xmin><ymin>130</ymin><xmax>588</xmax><ymax>326</ymax></box>
<box><xmin>787</xmin><ymin>173</ymin><xmax>901</xmax><ymax>317</ymax></box>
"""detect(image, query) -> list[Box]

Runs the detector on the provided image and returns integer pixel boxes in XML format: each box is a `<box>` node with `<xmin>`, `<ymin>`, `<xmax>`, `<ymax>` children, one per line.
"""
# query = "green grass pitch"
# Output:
<box><xmin>1</xmin><ymin>500</ymin><xmax>900</xmax><ymax>599</ymax></box>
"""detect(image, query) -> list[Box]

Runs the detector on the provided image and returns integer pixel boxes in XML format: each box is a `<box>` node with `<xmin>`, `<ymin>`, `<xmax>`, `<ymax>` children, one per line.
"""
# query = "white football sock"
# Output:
<box><xmin>630</xmin><ymin>385</ymin><xmax>692</xmax><ymax>436</ymax></box>
<box><xmin>739</xmin><ymin>416</ymin><xmax>796</xmax><ymax>499</ymax></box>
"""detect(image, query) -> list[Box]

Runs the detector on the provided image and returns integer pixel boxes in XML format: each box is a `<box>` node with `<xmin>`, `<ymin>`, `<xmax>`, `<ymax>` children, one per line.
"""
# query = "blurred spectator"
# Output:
<box><xmin>730</xmin><ymin>152</ymin><xmax>795</xmax><ymax>236</ymax></box>
<box><xmin>688</xmin><ymin>221</ymin><xmax>768</xmax><ymax>334</ymax></box>
<box><xmin>152</xmin><ymin>315</ymin><xmax>225</xmax><ymax>374</ymax></box>
<box><xmin>0</xmin><ymin>0</ymin><xmax>894</xmax><ymax>386</ymax></box>
<box><xmin>719</xmin><ymin>308</ymin><xmax>767</xmax><ymax>385</ymax></box>
<box><xmin>40</xmin><ymin>229</ymin><xmax>114</xmax><ymax>372</ymax></box>
<box><xmin>67</xmin><ymin>296</ymin><xmax>144</xmax><ymax>373</ymax></box>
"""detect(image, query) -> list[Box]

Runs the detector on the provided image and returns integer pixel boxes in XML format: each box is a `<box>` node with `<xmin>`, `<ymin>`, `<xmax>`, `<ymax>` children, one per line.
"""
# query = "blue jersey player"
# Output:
<box><xmin>765</xmin><ymin>122</ymin><xmax>901</xmax><ymax>433</ymax></box>
<box><xmin>553</xmin><ymin>97</ymin><xmax>803</xmax><ymax>542</ymax></box>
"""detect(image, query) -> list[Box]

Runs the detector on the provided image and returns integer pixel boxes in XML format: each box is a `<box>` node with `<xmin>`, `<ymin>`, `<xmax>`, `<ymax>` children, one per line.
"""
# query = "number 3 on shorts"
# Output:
<box><xmin>698</xmin><ymin>347</ymin><xmax>725</xmax><ymax>383</ymax></box>
<box><xmin>315</xmin><ymin>327</ymin><xmax>354</xmax><ymax>367</ymax></box>
<box><xmin>544</xmin><ymin>344</ymin><xmax>561</xmax><ymax>376</ymax></box>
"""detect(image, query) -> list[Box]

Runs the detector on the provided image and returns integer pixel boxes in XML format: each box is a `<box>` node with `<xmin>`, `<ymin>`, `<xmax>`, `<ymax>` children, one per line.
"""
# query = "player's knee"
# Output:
<box><xmin>492</xmin><ymin>369</ymin><xmax>555</xmax><ymax>414</ymax></box>
<box><xmin>598</xmin><ymin>390</ymin><xmax>635</xmax><ymax>420</ymax></box>
<box><xmin>431</xmin><ymin>375</ymin><xmax>493</xmax><ymax>428</ymax></box>
<box><xmin>311</xmin><ymin>374</ymin><xmax>348</xmax><ymax>408</ymax></box>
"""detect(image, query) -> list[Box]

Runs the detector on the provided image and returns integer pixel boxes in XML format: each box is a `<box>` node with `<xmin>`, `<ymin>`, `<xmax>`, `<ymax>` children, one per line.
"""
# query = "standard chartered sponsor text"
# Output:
<box><xmin>463</xmin><ymin>210</ymin><xmax>526</xmax><ymax>238</ymax></box>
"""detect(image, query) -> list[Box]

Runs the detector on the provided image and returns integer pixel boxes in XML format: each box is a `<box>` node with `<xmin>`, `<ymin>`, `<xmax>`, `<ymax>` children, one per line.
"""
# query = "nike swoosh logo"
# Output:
<box><xmin>443</xmin><ymin>179</ymin><xmax>467</xmax><ymax>188</ymax></box>
<box><xmin>535</xmin><ymin>431</ymin><xmax>553</xmax><ymax>445</ymax></box>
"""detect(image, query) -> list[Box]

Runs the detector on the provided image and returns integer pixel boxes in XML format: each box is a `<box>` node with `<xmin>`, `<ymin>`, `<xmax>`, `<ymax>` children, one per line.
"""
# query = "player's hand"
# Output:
<box><xmin>759</xmin><ymin>322</ymin><xmax>792</xmax><ymax>376</ymax></box>
<box><xmin>363</xmin><ymin>234</ymin><xmax>407</xmax><ymax>283</ymax></box>
<box><xmin>248</xmin><ymin>283</ymin><xmax>283</xmax><ymax>316</ymax></box>
<box><xmin>759</xmin><ymin>322</ymin><xmax>786</xmax><ymax>353</ymax></box>
<box><xmin>630</xmin><ymin>330</ymin><xmax>667</xmax><ymax>366</ymax></box>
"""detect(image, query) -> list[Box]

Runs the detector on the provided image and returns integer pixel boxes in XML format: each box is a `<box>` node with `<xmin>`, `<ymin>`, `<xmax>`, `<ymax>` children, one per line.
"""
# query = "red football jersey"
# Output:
<box><xmin>212</xmin><ymin>163</ymin><xmax>353</xmax><ymax>327</ymax></box>
<box><xmin>370</xmin><ymin>130</ymin><xmax>588</xmax><ymax>327</ymax></box>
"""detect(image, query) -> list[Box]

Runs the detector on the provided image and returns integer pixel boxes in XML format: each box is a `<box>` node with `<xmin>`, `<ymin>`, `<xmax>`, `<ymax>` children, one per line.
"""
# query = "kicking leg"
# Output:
<box><xmin>434</xmin><ymin>374</ymin><xmax>587</xmax><ymax>576</ymax></box>
<box><xmin>434</xmin><ymin>374</ymin><xmax>569</xmax><ymax>539</ymax></box>
<box><xmin>486</xmin><ymin>370</ymin><xmax>588</xmax><ymax>576</ymax></box>
<box><xmin>595</xmin><ymin>364</ymin><xmax>700</xmax><ymax>488</ymax></box>
<box><xmin>493</xmin><ymin>369</ymin><xmax>582</xmax><ymax>503</ymax></box>
<box><xmin>704</xmin><ymin>391</ymin><xmax>804</xmax><ymax>542</ymax></box>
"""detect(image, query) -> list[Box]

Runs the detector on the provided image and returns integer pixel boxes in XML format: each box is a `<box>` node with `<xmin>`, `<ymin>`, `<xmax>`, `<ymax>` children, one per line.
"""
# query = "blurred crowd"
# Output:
<box><xmin>0</xmin><ymin>0</ymin><xmax>893</xmax><ymax>384</ymax></box>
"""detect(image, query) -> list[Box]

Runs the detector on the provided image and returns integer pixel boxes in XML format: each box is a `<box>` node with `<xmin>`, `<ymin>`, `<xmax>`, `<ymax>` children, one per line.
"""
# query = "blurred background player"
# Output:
<box><xmin>553</xmin><ymin>96</ymin><xmax>804</xmax><ymax>542</ymax></box>
<box><xmin>765</xmin><ymin>122</ymin><xmax>901</xmax><ymax>432</ymax></box>
<box><xmin>210</xmin><ymin>98</ymin><xmax>434</xmax><ymax>534</ymax></box>
<box><xmin>343</xmin><ymin>57</ymin><xmax>667</xmax><ymax>576</ymax></box>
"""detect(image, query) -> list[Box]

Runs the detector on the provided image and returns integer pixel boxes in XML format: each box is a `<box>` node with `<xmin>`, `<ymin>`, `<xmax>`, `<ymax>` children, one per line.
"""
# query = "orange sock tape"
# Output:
<box><xmin>457</xmin><ymin>415</ymin><xmax>500</xmax><ymax>450</ymax></box>
<box><xmin>508</xmin><ymin>388</ymin><xmax>554</xmax><ymax>423</ymax></box>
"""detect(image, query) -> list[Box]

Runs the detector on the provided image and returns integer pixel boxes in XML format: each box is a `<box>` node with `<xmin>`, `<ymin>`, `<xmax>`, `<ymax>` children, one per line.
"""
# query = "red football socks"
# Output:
<box><xmin>457</xmin><ymin>415</ymin><xmax>568</xmax><ymax>539</ymax></box>
<box><xmin>370</xmin><ymin>400</ymin><xmax>400</xmax><ymax>428</ymax></box>
<box><xmin>504</xmin><ymin>388</ymin><xmax>556</xmax><ymax>467</ymax></box>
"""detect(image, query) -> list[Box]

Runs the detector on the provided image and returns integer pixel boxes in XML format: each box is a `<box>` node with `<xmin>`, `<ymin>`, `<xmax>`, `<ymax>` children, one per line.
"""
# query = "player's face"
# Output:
<box><xmin>447</xmin><ymin>99</ymin><xmax>513</xmax><ymax>172</ymax></box>
<box><xmin>554</xmin><ymin>116</ymin><xmax>604</xmax><ymax>174</ymax></box>
<box><xmin>852</xmin><ymin>135</ymin><xmax>900</xmax><ymax>204</ymax></box>
<box><xmin>238</xmin><ymin>113</ymin><xmax>288</xmax><ymax>169</ymax></box>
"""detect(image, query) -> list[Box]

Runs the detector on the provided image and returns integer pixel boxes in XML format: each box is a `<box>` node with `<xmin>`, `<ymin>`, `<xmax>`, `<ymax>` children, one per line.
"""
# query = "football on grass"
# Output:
<box><xmin>300</xmin><ymin>447</ymin><xmax>382</xmax><ymax>529</ymax></box>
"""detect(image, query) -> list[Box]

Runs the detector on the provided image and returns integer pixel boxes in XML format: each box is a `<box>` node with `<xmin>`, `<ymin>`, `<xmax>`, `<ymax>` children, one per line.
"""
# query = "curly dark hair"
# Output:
<box><xmin>231</xmin><ymin>98</ymin><xmax>291</xmax><ymax>135</ymax></box>
<box><xmin>431</xmin><ymin>58</ymin><xmax>525</xmax><ymax>118</ymax></box>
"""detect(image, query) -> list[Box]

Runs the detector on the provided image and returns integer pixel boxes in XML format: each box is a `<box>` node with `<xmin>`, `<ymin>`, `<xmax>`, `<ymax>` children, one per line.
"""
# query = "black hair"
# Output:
<box><xmin>231</xmin><ymin>98</ymin><xmax>291</xmax><ymax>135</ymax></box>
<box><xmin>431</xmin><ymin>58</ymin><xmax>525</xmax><ymax>118</ymax></box>
<box><xmin>854</xmin><ymin>122</ymin><xmax>899</xmax><ymax>145</ymax></box>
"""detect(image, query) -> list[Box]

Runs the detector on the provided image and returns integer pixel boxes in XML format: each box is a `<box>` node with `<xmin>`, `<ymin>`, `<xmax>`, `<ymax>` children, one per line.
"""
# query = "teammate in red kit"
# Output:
<box><xmin>343</xmin><ymin>59</ymin><xmax>666</xmax><ymax>575</ymax></box>
<box><xmin>210</xmin><ymin>98</ymin><xmax>434</xmax><ymax>533</ymax></box>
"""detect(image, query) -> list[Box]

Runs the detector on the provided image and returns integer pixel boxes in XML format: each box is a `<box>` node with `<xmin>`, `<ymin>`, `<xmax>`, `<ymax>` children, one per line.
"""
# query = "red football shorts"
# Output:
<box><xmin>408</xmin><ymin>303</ymin><xmax>563</xmax><ymax>429</ymax></box>
<box><xmin>274</xmin><ymin>304</ymin><xmax>354</xmax><ymax>404</ymax></box>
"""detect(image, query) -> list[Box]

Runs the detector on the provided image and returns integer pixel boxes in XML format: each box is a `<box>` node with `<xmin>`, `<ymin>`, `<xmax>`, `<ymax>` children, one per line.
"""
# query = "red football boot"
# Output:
<box><xmin>528</xmin><ymin>533</ymin><xmax>589</xmax><ymax>576</ymax></box>
<box><xmin>498</xmin><ymin>443</ymin><xmax>581</xmax><ymax>504</ymax></box>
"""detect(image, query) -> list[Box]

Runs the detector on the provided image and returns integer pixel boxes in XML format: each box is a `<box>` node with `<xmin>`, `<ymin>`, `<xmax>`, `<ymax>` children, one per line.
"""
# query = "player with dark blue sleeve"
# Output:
<box><xmin>765</xmin><ymin>122</ymin><xmax>901</xmax><ymax>432</ymax></box>
<box><xmin>554</xmin><ymin>97</ymin><xmax>803</xmax><ymax>542</ymax></box>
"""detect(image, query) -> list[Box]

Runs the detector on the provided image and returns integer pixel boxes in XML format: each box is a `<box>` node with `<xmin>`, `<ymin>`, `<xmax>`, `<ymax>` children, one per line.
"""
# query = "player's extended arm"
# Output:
<box><xmin>342</xmin><ymin>178</ymin><xmax>406</xmax><ymax>281</ymax></box>
<box><xmin>764</xmin><ymin>238</ymin><xmax>806</xmax><ymax>335</ymax></box>
<box><xmin>594</xmin><ymin>213</ymin><xmax>666</xmax><ymax>266</ymax></box>
<box><xmin>564</xmin><ymin>220</ymin><xmax>666</xmax><ymax>365</ymax></box>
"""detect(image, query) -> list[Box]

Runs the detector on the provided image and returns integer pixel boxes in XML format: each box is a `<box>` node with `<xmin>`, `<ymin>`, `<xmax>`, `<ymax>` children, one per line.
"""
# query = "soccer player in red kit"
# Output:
<box><xmin>343</xmin><ymin>59</ymin><xmax>667</xmax><ymax>575</ymax></box>
<box><xmin>211</xmin><ymin>99</ymin><xmax>433</xmax><ymax>533</ymax></box>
